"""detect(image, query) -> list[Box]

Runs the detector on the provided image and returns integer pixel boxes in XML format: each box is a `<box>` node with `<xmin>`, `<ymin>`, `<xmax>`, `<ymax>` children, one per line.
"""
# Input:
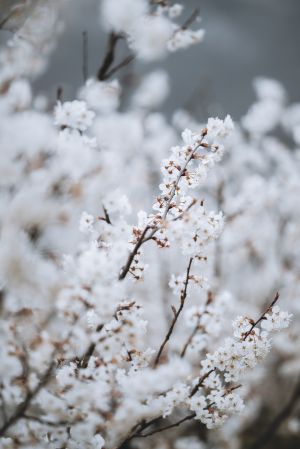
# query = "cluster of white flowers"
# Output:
<box><xmin>101</xmin><ymin>0</ymin><xmax>205</xmax><ymax>61</ymax></box>
<box><xmin>54</xmin><ymin>100</ymin><xmax>95</xmax><ymax>132</ymax></box>
<box><xmin>186</xmin><ymin>300</ymin><xmax>291</xmax><ymax>428</ymax></box>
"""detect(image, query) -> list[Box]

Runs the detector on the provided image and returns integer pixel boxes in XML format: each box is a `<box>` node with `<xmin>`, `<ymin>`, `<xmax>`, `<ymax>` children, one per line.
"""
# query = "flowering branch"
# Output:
<box><xmin>189</xmin><ymin>369</ymin><xmax>215</xmax><ymax>397</ymax></box>
<box><xmin>243</xmin><ymin>292</ymin><xmax>280</xmax><ymax>341</ymax></box>
<box><xmin>123</xmin><ymin>384</ymin><xmax>241</xmax><ymax>444</ymax></box>
<box><xmin>154</xmin><ymin>257</ymin><xmax>194</xmax><ymax>366</ymax></box>
<box><xmin>119</xmin><ymin>130</ymin><xmax>208</xmax><ymax>280</ymax></box>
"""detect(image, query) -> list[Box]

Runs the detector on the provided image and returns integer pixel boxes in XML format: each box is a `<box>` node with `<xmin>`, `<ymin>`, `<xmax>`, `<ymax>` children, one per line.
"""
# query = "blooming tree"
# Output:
<box><xmin>0</xmin><ymin>2</ymin><xmax>298</xmax><ymax>449</ymax></box>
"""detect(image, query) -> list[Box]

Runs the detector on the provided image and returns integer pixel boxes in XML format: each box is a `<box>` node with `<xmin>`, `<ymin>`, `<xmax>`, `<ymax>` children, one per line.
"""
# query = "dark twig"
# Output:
<box><xmin>180</xmin><ymin>321</ymin><xmax>200</xmax><ymax>358</ymax></box>
<box><xmin>189</xmin><ymin>369</ymin><xmax>215</xmax><ymax>397</ymax></box>
<box><xmin>102</xmin><ymin>205</ymin><xmax>112</xmax><ymax>225</ymax></box>
<box><xmin>0</xmin><ymin>361</ymin><xmax>55</xmax><ymax>437</ymax></box>
<box><xmin>243</xmin><ymin>292</ymin><xmax>280</xmax><ymax>341</ymax></box>
<box><xmin>182</xmin><ymin>8</ymin><xmax>200</xmax><ymax>30</ymax></box>
<box><xmin>135</xmin><ymin>413</ymin><xmax>196</xmax><ymax>438</ymax></box>
<box><xmin>56</xmin><ymin>86</ymin><xmax>63</xmax><ymax>102</ymax></box>
<box><xmin>82</xmin><ymin>31</ymin><xmax>88</xmax><ymax>82</ymax></box>
<box><xmin>23</xmin><ymin>414</ymin><xmax>71</xmax><ymax>427</ymax></box>
<box><xmin>97</xmin><ymin>32</ymin><xmax>121</xmax><ymax>81</ymax></box>
<box><xmin>104</xmin><ymin>54</ymin><xmax>135</xmax><ymax>80</ymax></box>
<box><xmin>154</xmin><ymin>257</ymin><xmax>194</xmax><ymax>366</ymax></box>
<box><xmin>123</xmin><ymin>383</ymin><xmax>241</xmax><ymax>444</ymax></box>
<box><xmin>248</xmin><ymin>375</ymin><xmax>300</xmax><ymax>449</ymax></box>
<box><xmin>119</xmin><ymin>226</ymin><xmax>151</xmax><ymax>280</ymax></box>
<box><xmin>80</xmin><ymin>324</ymin><xmax>104</xmax><ymax>369</ymax></box>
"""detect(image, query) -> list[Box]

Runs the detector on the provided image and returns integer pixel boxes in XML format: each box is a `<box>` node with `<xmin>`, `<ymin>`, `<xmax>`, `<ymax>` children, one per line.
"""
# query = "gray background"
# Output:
<box><xmin>2</xmin><ymin>0</ymin><xmax>300</xmax><ymax>120</ymax></box>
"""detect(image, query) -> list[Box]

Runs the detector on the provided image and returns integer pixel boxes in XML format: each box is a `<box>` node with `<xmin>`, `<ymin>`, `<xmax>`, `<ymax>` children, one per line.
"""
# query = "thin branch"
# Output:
<box><xmin>82</xmin><ymin>31</ymin><xmax>88</xmax><ymax>82</ymax></box>
<box><xmin>80</xmin><ymin>324</ymin><xmax>104</xmax><ymax>369</ymax></box>
<box><xmin>135</xmin><ymin>413</ymin><xmax>196</xmax><ymax>438</ymax></box>
<box><xmin>56</xmin><ymin>86</ymin><xmax>63</xmax><ymax>102</ymax></box>
<box><xmin>243</xmin><ymin>292</ymin><xmax>280</xmax><ymax>341</ymax></box>
<box><xmin>0</xmin><ymin>389</ymin><xmax>7</xmax><ymax>422</ymax></box>
<box><xmin>119</xmin><ymin>226</ymin><xmax>151</xmax><ymax>280</ymax></box>
<box><xmin>182</xmin><ymin>8</ymin><xmax>200</xmax><ymax>30</ymax></box>
<box><xmin>0</xmin><ymin>361</ymin><xmax>55</xmax><ymax>437</ymax></box>
<box><xmin>23</xmin><ymin>414</ymin><xmax>71</xmax><ymax>427</ymax></box>
<box><xmin>119</xmin><ymin>134</ymin><xmax>207</xmax><ymax>280</ymax></box>
<box><xmin>180</xmin><ymin>321</ymin><xmax>200</xmax><ymax>358</ymax></box>
<box><xmin>173</xmin><ymin>198</ymin><xmax>197</xmax><ymax>222</ymax></box>
<box><xmin>104</xmin><ymin>54</ymin><xmax>135</xmax><ymax>80</ymax></box>
<box><xmin>97</xmin><ymin>32</ymin><xmax>121</xmax><ymax>81</ymax></box>
<box><xmin>101</xmin><ymin>205</ymin><xmax>112</xmax><ymax>225</ymax></box>
<box><xmin>154</xmin><ymin>257</ymin><xmax>194</xmax><ymax>366</ymax></box>
<box><xmin>248</xmin><ymin>375</ymin><xmax>300</xmax><ymax>449</ymax></box>
<box><xmin>189</xmin><ymin>369</ymin><xmax>215</xmax><ymax>397</ymax></box>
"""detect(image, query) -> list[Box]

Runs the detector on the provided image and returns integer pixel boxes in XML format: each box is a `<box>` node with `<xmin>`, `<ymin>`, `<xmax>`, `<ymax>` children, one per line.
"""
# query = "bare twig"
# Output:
<box><xmin>182</xmin><ymin>8</ymin><xmax>200</xmax><ymax>30</ymax></box>
<box><xmin>243</xmin><ymin>292</ymin><xmax>280</xmax><ymax>341</ymax></box>
<box><xmin>104</xmin><ymin>54</ymin><xmax>135</xmax><ymax>80</ymax></box>
<box><xmin>56</xmin><ymin>86</ymin><xmax>63</xmax><ymax>102</ymax></box>
<box><xmin>82</xmin><ymin>31</ymin><xmax>88</xmax><ymax>82</ymax></box>
<box><xmin>180</xmin><ymin>321</ymin><xmax>200</xmax><ymax>358</ymax></box>
<box><xmin>101</xmin><ymin>205</ymin><xmax>112</xmax><ymax>225</ymax></box>
<box><xmin>154</xmin><ymin>257</ymin><xmax>194</xmax><ymax>366</ymax></box>
<box><xmin>80</xmin><ymin>324</ymin><xmax>104</xmax><ymax>369</ymax></box>
<box><xmin>135</xmin><ymin>413</ymin><xmax>196</xmax><ymax>438</ymax></box>
<box><xmin>97</xmin><ymin>32</ymin><xmax>121</xmax><ymax>81</ymax></box>
<box><xmin>23</xmin><ymin>414</ymin><xmax>71</xmax><ymax>427</ymax></box>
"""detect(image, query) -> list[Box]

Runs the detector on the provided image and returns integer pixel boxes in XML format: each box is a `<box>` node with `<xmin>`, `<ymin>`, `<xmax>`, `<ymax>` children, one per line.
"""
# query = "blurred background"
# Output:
<box><xmin>1</xmin><ymin>0</ymin><xmax>300</xmax><ymax>119</ymax></box>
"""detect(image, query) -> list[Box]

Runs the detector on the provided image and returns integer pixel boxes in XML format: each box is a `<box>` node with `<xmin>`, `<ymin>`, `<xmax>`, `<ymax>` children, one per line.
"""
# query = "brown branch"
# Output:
<box><xmin>97</xmin><ymin>32</ymin><xmax>122</xmax><ymax>81</ymax></box>
<box><xmin>154</xmin><ymin>257</ymin><xmax>194</xmax><ymax>366</ymax></box>
<box><xmin>248</xmin><ymin>375</ymin><xmax>300</xmax><ymax>449</ymax></box>
<box><xmin>189</xmin><ymin>369</ymin><xmax>215</xmax><ymax>397</ymax></box>
<box><xmin>243</xmin><ymin>292</ymin><xmax>279</xmax><ymax>341</ymax></box>
<box><xmin>80</xmin><ymin>324</ymin><xmax>104</xmax><ymax>369</ymax></box>
<box><xmin>180</xmin><ymin>321</ymin><xmax>200</xmax><ymax>358</ymax></box>
<box><xmin>102</xmin><ymin>205</ymin><xmax>112</xmax><ymax>225</ymax></box>
<box><xmin>97</xmin><ymin>32</ymin><xmax>135</xmax><ymax>82</ymax></box>
<box><xmin>119</xmin><ymin>226</ymin><xmax>151</xmax><ymax>280</ymax></box>
<box><xmin>104</xmin><ymin>54</ymin><xmax>135</xmax><ymax>80</ymax></box>
<box><xmin>119</xmin><ymin>134</ymin><xmax>207</xmax><ymax>280</ymax></box>
<box><xmin>23</xmin><ymin>414</ymin><xmax>71</xmax><ymax>427</ymax></box>
<box><xmin>134</xmin><ymin>413</ymin><xmax>196</xmax><ymax>438</ymax></box>
<box><xmin>82</xmin><ymin>31</ymin><xmax>88</xmax><ymax>82</ymax></box>
<box><xmin>0</xmin><ymin>361</ymin><xmax>55</xmax><ymax>437</ymax></box>
<box><xmin>181</xmin><ymin>8</ymin><xmax>200</xmax><ymax>30</ymax></box>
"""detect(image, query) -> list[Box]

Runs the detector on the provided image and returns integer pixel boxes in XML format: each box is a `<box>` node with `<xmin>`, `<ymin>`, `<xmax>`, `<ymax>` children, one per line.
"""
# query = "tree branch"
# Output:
<box><xmin>97</xmin><ymin>32</ymin><xmax>121</xmax><ymax>81</ymax></box>
<box><xmin>180</xmin><ymin>321</ymin><xmax>200</xmax><ymax>358</ymax></box>
<box><xmin>243</xmin><ymin>292</ymin><xmax>279</xmax><ymax>341</ymax></box>
<box><xmin>154</xmin><ymin>257</ymin><xmax>194</xmax><ymax>366</ymax></box>
<box><xmin>119</xmin><ymin>133</ymin><xmax>207</xmax><ymax>280</ymax></box>
<box><xmin>189</xmin><ymin>369</ymin><xmax>215</xmax><ymax>397</ymax></box>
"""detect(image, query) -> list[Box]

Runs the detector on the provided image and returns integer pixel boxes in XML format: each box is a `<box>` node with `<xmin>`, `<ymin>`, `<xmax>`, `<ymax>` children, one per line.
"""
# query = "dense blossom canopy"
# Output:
<box><xmin>0</xmin><ymin>2</ymin><xmax>299</xmax><ymax>449</ymax></box>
